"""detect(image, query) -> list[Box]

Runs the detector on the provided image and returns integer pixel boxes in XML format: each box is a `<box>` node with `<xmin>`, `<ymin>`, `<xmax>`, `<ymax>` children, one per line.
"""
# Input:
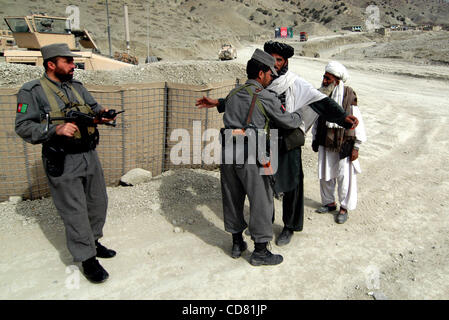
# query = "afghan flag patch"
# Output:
<box><xmin>17</xmin><ymin>103</ymin><xmax>28</xmax><ymax>113</ymax></box>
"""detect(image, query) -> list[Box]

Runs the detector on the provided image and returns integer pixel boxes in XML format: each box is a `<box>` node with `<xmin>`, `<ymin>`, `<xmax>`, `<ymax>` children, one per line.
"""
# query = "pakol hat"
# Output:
<box><xmin>251</xmin><ymin>48</ymin><xmax>278</xmax><ymax>76</ymax></box>
<box><xmin>263</xmin><ymin>40</ymin><xmax>294</xmax><ymax>60</ymax></box>
<box><xmin>41</xmin><ymin>43</ymin><xmax>81</xmax><ymax>60</ymax></box>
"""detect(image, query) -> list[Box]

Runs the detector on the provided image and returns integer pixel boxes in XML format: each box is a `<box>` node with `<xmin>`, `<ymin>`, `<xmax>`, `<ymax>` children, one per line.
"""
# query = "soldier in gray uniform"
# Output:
<box><xmin>217</xmin><ymin>49</ymin><xmax>305</xmax><ymax>266</ymax></box>
<box><xmin>15</xmin><ymin>43</ymin><xmax>116</xmax><ymax>283</ymax></box>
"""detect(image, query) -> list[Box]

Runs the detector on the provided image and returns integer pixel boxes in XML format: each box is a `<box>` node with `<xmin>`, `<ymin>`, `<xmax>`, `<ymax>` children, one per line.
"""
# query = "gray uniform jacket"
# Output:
<box><xmin>15</xmin><ymin>73</ymin><xmax>103</xmax><ymax>145</ymax></box>
<box><xmin>223</xmin><ymin>79</ymin><xmax>301</xmax><ymax>131</ymax></box>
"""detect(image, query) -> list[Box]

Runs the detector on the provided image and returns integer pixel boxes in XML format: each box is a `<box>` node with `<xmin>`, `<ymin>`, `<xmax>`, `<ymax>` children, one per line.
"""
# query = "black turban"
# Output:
<box><xmin>263</xmin><ymin>41</ymin><xmax>294</xmax><ymax>59</ymax></box>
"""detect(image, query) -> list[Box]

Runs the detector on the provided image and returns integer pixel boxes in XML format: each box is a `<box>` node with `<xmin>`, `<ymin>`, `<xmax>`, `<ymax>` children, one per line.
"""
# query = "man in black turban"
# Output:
<box><xmin>263</xmin><ymin>40</ymin><xmax>358</xmax><ymax>247</ymax></box>
<box><xmin>264</xmin><ymin>40</ymin><xmax>294</xmax><ymax>74</ymax></box>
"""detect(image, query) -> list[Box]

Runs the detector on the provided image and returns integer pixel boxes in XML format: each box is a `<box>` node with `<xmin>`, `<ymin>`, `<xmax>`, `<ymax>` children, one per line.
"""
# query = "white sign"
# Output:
<box><xmin>365</xmin><ymin>5</ymin><xmax>381</xmax><ymax>32</ymax></box>
<box><xmin>66</xmin><ymin>5</ymin><xmax>80</xmax><ymax>30</ymax></box>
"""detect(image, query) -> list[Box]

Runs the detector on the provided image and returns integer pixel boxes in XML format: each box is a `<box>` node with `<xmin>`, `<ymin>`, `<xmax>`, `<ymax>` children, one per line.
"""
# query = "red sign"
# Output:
<box><xmin>280</xmin><ymin>27</ymin><xmax>288</xmax><ymax>38</ymax></box>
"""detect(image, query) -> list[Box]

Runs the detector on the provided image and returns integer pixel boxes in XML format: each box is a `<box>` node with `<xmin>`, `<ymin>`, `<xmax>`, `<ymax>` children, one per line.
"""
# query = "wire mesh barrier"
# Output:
<box><xmin>0</xmin><ymin>80</ymin><xmax>241</xmax><ymax>201</ymax></box>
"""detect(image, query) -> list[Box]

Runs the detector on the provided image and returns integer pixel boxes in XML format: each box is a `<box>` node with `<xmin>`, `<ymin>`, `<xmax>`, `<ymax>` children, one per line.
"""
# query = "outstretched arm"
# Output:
<box><xmin>196</xmin><ymin>97</ymin><xmax>226</xmax><ymax>113</ymax></box>
<box><xmin>310</xmin><ymin>97</ymin><xmax>358</xmax><ymax>129</ymax></box>
<box><xmin>196</xmin><ymin>96</ymin><xmax>219</xmax><ymax>109</ymax></box>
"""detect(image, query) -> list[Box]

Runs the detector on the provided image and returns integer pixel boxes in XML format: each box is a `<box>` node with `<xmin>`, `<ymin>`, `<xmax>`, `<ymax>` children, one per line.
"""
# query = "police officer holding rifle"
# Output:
<box><xmin>15</xmin><ymin>43</ymin><xmax>121</xmax><ymax>283</ymax></box>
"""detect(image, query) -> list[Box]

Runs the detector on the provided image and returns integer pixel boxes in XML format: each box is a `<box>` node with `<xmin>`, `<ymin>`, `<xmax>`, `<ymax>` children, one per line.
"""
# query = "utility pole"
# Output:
<box><xmin>124</xmin><ymin>4</ymin><xmax>130</xmax><ymax>54</ymax></box>
<box><xmin>106</xmin><ymin>0</ymin><xmax>112</xmax><ymax>57</ymax></box>
<box><xmin>146</xmin><ymin>2</ymin><xmax>150</xmax><ymax>60</ymax></box>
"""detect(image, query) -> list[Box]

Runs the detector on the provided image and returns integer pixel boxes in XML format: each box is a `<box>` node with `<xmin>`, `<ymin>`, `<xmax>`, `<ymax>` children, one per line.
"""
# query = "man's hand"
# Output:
<box><xmin>196</xmin><ymin>96</ymin><xmax>219</xmax><ymax>109</ymax></box>
<box><xmin>351</xmin><ymin>149</ymin><xmax>359</xmax><ymax>161</ymax></box>
<box><xmin>97</xmin><ymin>108</ymin><xmax>116</xmax><ymax>124</ymax></box>
<box><xmin>55</xmin><ymin>123</ymin><xmax>79</xmax><ymax>137</ymax></box>
<box><xmin>345</xmin><ymin>115</ymin><xmax>359</xmax><ymax>129</ymax></box>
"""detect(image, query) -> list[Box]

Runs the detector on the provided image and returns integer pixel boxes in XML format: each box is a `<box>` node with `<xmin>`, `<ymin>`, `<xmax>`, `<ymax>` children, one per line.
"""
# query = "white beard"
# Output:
<box><xmin>318</xmin><ymin>82</ymin><xmax>336</xmax><ymax>97</ymax></box>
<box><xmin>320</xmin><ymin>81</ymin><xmax>346</xmax><ymax>129</ymax></box>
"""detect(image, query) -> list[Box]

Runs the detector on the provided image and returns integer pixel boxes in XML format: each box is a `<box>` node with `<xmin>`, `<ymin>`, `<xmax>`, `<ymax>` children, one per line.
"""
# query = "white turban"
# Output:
<box><xmin>325</xmin><ymin>61</ymin><xmax>349</xmax><ymax>83</ymax></box>
<box><xmin>325</xmin><ymin>61</ymin><xmax>349</xmax><ymax>129</ymax></box>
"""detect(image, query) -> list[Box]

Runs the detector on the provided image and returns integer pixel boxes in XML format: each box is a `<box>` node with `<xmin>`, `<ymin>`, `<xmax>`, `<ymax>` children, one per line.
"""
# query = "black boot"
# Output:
<box><xmin>249</xmin><ymin>242</ymin><xmax>283</xmax><ymax>266</ymax></box>
<box><xmin>231</xmin><ymin>232</ymin><xmax>247</xmax><ymax>259</ymax></box>
<box><xmin>95</xmin><ymin>240</ymin><xmax>116</xmax><ymax>258</ymax></box>
<box><xmin>276</xmin><ymin>226</ymin><xmax>294</xmax><ymax>246</ymax></box>
<box><xmin>82</xmin><ymin>256</ymin><xmax>109</xmax><ymax>283</ymax></box>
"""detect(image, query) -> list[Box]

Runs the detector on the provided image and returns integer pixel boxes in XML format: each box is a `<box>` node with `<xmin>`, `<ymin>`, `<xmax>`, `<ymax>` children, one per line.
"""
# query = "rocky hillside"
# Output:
<box><xmin>1</xmin><ymin>0</ymin><xmax>448</xmax><ymax>60</ymax></box>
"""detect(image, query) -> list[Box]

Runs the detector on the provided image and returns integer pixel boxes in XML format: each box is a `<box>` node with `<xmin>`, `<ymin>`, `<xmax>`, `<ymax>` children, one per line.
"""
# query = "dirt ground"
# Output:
<box><xmin>1</xmin><ymin>41</ymin><xmax>449</xmax><ymax>300</ymax></box>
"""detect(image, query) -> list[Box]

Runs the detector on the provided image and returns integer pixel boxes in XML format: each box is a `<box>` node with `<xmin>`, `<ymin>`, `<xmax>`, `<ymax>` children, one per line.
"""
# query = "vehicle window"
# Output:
<box><xmin>75</xmin><ymin>62</ymin><xmax>85</xmax><ymax>70</ymax></box>
<box><xmin>34</xmin><ymin>17</ymin><xmax>70</xmax><ymax>34</ymax></box>
<box><xmin>5</xmin><ymin>18</ymin><xmax>30</xmax><ymax>33</ymax></box>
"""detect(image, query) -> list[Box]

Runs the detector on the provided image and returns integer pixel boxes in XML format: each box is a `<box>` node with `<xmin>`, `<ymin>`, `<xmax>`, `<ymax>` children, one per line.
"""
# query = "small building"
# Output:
<box><xmin>342</xmin><ymin>25</ymin><xmax>363</xmax><ymax>32</ymax></box>
<box><xmin>375</xmin><ymin>27</ymin><xmax>390</xmax><ymax>36</ymax></box>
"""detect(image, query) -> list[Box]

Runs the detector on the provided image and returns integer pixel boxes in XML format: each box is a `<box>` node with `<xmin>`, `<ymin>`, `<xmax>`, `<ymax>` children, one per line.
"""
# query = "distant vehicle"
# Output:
<box><xmin>3</xmin><ymin>14</ymin><xmax>134</xmax><ymax>70</ymax></box>
<box><xmin>0</xmin><ymin>29</ymin><xmax>15</xmax><ymax>55</ymax></box>
<box><xmin>218</xmin><ymin>44</ymin><xmax>237</xmax><ymax>60</ymax></box>
<box><xmin>299</xmin><ymin>32</ymin><xmax>308</xmax><ymax>42</ymax></box>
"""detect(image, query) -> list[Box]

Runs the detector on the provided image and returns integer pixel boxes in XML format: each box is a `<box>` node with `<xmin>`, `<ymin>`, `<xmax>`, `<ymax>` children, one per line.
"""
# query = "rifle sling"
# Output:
<box><xmin>226</xmin><ymin>83</ymin><xmax>270</xmax><ymax>134</ymax></box>
<box><xmin>40</xmin><ymin>77</ymin><xmax>86</xmax><ymax>113</ymax></box>
<box><xmin>242</xmin><ymin>86</ymin><xmax>269</xmax><ymax>135</ymax></box>
<box><xmin>246</xmin><ymin>90</ymin><xmax>259</xmax><ymax>125</ymax></box>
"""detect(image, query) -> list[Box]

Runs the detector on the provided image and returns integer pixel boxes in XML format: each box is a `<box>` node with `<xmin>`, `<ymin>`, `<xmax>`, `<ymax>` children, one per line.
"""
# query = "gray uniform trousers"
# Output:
<box><xmin>44</xmin><ymin>149</ymin><xmax>108</xmax><ymax>262</ymax></box>
<box><xmin>220</xmin><ymin>162</ymin><xmax>274</xmax><ymax>244</ymax></box>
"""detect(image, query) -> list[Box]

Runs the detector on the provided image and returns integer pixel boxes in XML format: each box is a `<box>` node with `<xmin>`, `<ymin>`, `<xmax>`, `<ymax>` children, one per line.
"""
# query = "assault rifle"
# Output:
<box><xmin>43</xmin><ymin>109</ymin><xmax>124</xmax><ymax>132</ymax></box>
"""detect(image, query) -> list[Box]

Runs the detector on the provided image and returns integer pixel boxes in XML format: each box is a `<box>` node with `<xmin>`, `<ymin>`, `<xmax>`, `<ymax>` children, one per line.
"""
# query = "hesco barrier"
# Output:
<box><xmin>0</xmin><ymin>79</ymin><xmax>243</xmax><ymax>201</ymax></box>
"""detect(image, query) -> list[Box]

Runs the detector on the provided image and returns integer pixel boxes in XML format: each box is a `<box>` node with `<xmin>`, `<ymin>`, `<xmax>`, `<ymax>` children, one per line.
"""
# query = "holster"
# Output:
<box><xmin>220</xmin><ymin>125</ymin><xmax>270</xmax><ymax>168</ymax></box>
<box><xmin>42</xmin><ymin>143</ymin><xmax>66</xmax><ymax>177</ymax></box>
<box><xmin>280</xmin><ymin>127</ymin><xmax>305</xmax><ymax>151</ymax></box>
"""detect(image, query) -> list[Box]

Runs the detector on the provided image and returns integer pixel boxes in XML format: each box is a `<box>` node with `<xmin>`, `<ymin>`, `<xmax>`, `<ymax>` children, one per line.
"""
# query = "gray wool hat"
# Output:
<box><xmin>41</xmin><ymin>43</ymin><xmax>81</xmax><ymax>60</ymax></box>
<box><xmin>251</xmin><ymin>48</ymin><xmax>278</xmax><ymax>76</ymax></box>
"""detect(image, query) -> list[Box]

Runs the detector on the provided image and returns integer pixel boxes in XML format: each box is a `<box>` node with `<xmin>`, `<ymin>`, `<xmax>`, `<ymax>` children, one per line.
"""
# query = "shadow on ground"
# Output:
<box><xmin>158</xmin><ymin>168</ymin><xmax>249</xmax><ymax>256</ymax></box>
<box><xmin>14</xmin><ymin>197</ymin><xmax>73</xmax><ymax>266</ymax></box>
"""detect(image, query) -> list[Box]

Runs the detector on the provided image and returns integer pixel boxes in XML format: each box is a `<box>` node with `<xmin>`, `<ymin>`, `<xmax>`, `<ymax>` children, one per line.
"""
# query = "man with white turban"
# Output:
<box><xmin>312</xmin><ymin>61</ymin><xmax>367</xmax><ymax>224</ymax></box>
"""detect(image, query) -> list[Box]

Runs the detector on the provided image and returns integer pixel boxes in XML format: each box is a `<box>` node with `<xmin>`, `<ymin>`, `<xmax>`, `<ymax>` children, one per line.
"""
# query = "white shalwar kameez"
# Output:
<box><xmin>316</xmin><ymin>105</ymin><xmax>366</xmax><ymax>210</ymax></box>
<box><xmin>314</xmin><ymin>104</ymin><xmax>366</xmax><ymax>210</ymax></box>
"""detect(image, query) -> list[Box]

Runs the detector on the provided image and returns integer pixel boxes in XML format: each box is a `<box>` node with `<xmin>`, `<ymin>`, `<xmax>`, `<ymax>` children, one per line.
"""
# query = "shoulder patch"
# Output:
<box><xmin>280</xmin><ymin>104</ymin><xmax>286</xmax><ymax>113</ymax></box>
<box><xmin>17</xmin><ymin>103</ymin><xmax>28</xmax><ymax>113</ymax></box>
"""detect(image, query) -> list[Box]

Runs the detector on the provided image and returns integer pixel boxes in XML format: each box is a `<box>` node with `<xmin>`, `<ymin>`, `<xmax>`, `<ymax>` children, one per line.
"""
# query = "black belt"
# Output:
<box><xmin>63</xmin><ymin>143</ymin><xmax>96</xmax><ymax>154</ymax></box>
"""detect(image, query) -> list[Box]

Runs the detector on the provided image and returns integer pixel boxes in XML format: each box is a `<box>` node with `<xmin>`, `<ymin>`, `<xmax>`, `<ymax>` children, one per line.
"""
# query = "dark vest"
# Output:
<box><xmin>315</xmin><ymin>86</ymin><xmax>357</xmax><ymax>153</ymax></box>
